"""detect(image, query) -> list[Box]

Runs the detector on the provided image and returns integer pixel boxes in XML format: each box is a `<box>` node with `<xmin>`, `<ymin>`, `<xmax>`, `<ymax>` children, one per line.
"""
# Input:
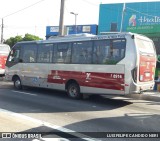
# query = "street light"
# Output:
<box><xmin>70</xmin><ymin>12</ymin><xmax>78</xmax><ymax>34</ymax></box>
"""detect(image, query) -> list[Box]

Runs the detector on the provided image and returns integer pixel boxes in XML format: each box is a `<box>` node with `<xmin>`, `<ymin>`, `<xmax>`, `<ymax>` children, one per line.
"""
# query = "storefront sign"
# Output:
<box><xmin>127</xmin><ymin>25</ymin><xmax>160</xmax><ymax>33</ymax></box>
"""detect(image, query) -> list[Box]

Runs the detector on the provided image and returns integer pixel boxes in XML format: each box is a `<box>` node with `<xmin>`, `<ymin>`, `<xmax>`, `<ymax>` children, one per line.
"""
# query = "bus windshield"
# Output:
<box><xmin>136</xmin><ymin>38</ymin><xmax>155</xmax><ymax>54</ymax></box>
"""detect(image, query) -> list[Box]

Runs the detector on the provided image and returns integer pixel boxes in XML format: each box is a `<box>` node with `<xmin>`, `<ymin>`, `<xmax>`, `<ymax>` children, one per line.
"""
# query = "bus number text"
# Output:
<box><xmin>111</xmin><ymin>74</ymin><xmax>123</xmax><ymax>79</ymax></box>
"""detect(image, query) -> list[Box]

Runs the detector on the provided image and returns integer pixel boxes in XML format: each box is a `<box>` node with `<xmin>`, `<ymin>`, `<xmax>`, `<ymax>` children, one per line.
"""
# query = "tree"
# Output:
<box><xmin>4</xmin><ymin>34</ymin><xmax>43</xmax><ymax>47</ymax></box>
<box><xmin>4</xmin><ymin>36</ymin><xmax>23</xmax><ymax>47</ymax></box>
<box><xmin>23</xmin><ymin>33</ymin><xmax>43</xmax><ymax>41</ymax></box>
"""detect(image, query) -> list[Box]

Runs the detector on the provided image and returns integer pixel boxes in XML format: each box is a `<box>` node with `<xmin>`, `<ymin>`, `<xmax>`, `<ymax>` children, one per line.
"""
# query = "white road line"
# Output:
<box><xmin>12</xmin><ymin>90</ymin><xmax>38</xmax><ymax>96</ymax></box>
<box><xmin>0</xmin><ymin>108</ymin><xmax>100</xmax><ymax>141</ymax></box>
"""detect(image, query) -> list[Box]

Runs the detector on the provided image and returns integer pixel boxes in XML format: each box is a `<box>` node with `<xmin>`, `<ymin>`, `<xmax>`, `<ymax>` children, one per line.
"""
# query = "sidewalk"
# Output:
<box><xmin>0</xmin><ymin>109</ymin><xmax>91</xmax><ymax>141</ymax></box>
<box><xmin>0</xmin><ymin>110</ymin><xmax>42</xmax><ymax>133</ymax></box>
<box><xmin>0</xmin><ymin>109</ymin><xmax>45</xmax><ymax>140</ymax></box>
<box><xmin>0</xmin><ymin>109</ymin><xmax>68</xmax><ymax>140</ymax></box>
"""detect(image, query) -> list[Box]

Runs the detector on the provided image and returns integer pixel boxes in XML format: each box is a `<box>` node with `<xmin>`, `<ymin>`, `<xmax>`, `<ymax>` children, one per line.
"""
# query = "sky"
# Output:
<box><xmin>0</xmin><ymin>0</ymin><xmax>159</xmax><ymax>40</ymax></box>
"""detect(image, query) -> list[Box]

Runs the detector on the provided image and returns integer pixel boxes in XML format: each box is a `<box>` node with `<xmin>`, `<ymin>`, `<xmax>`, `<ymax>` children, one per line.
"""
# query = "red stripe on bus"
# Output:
<box><xmin>47</xmin><ymin>70</ymin><xmax>125</xmax><ymax>91</ymax></box>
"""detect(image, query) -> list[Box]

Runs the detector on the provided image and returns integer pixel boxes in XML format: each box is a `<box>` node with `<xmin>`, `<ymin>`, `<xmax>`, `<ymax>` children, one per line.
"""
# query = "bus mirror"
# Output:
<box><xmin>131</xmin><ymin>35</ymin><xmax>135</xmax><ymax>39</ymax></box>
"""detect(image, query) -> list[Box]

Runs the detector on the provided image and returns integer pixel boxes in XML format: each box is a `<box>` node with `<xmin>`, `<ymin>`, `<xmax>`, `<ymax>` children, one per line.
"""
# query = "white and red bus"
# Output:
<box><xmin>5</xmin><ymin>33</ymin><xmax>156</xmax><ymax>99</ymax></box>
<box><xmin>0</xmin><ymin>44</ymin><xmax>10</xmax><ymax>76</ymax></box>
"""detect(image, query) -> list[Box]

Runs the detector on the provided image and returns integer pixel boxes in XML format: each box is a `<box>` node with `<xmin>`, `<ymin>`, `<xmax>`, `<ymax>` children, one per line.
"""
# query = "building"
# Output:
<box><xmin>46</xmin><ymin>24</ymin><xmax>97</xmax><ymax>39</ymax></box>
<box><xmin>98</xmin><ymin>2</ymin><xmax>160</xmax><ymax>78</ymax></box>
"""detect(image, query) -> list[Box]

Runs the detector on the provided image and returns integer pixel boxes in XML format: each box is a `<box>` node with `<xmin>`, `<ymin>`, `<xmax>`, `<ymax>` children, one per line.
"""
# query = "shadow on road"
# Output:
<box><xmin>2</xmin><ymin>113</ymin><xmax>160</xmax><ymax>141</ymax></box>
<box><xmin>0</xmin><ymin>81</ymin><xmax>160</xmax><ymax>114</ymax></box>
<box><xmin>0</xmin><ymin>85</ymin><xmax>132</xmax><ymax>113</ymax></box>
<box><xmin>64</xmin><ymin>113</ymin><xmax>160</xmax><ymax>132</ymax></box>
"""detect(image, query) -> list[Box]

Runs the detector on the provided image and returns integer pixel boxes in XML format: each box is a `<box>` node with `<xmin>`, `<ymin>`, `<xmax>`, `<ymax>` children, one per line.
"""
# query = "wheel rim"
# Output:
<box><xmin>15</xmin><ymin>79</ymin><xmax>21</xmax><ymax>89</ymax></box>
<box><xmin>69</xmin><ymin>86</ymin><xmax>78</xmax><ymax>97</ymax></box>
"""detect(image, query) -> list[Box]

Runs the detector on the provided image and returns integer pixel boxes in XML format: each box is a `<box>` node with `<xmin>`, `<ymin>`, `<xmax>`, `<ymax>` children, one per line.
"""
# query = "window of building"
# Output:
<box><xmin>110</xmin><ymin>23</ymin><xmax>118</xmax><ymax>32</ymax></box>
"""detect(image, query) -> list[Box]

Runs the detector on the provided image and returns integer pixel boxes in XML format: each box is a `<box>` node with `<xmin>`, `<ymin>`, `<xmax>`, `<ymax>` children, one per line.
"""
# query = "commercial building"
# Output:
<box><xmin>98</xmin><ymin>2</ymin><xmax>160</xmax><ymax>78</ymax></box>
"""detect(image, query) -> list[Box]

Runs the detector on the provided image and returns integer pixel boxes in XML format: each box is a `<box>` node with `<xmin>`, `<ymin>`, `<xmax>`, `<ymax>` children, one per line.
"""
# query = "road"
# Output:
<box><xmin>0</xmin><ymin>79</ymin><xmax>160</xmax><ymax>140</ymax></box>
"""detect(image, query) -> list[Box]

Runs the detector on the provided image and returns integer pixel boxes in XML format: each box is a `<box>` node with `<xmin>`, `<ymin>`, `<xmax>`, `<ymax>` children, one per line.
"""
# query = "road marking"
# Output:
<box><xmin>0</xmin><ymin>108</ymin><xmax>99</xmax><ymax>141</ymax></box>
<box><xmin>12</xmin><ymin>90</ymin><xmax>38</xmax><ymax>96</ymax></box>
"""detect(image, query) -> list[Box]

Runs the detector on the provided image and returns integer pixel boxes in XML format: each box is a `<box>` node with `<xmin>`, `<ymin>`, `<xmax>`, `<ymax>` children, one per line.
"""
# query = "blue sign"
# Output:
<box><xmin>46</xmin><ymin>24</ymin><xmax>97</xmax><ymax>39</ymax></box>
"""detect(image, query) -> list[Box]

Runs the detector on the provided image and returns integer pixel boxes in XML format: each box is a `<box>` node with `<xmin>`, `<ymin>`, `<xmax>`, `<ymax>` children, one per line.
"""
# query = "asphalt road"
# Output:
<box><xmin>0</xmin><ymin>80</ymin><xmax>160</xmax><ymax>141</ymax></box>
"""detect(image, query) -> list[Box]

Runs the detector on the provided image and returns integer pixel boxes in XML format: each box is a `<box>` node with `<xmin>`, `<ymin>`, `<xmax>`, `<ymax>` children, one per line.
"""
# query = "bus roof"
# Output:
<box><xmin>15</xmin><ymin>32</ymin><xmax>151</xmax><ymax>45</ymax></box>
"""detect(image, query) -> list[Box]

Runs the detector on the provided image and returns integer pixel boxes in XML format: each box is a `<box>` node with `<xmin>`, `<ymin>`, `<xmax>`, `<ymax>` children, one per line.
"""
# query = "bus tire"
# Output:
<box><xmin>67</xmin><ymin>82</ymin><xmax>81</xmax><ymax>99</ymax></box>
<box><xmin>13</xmin><ymin>76</ymin><xmax>22</xmax><ymax>90</ymax></box>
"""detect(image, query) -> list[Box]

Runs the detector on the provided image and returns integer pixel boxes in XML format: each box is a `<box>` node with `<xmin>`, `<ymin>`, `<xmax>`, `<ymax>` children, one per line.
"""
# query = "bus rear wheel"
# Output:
<box><xmin>13</xmin><ymin>76</ymin><xmax>22</xmax><ymax>90</ymax></box>
<box><xmin>67</xmin><ymin>82</ymin><xmax>81</xmax><ymax>99</ymax></box>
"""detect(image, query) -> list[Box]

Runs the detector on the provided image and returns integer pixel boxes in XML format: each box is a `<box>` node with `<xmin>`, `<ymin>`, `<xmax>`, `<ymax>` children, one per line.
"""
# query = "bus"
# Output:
<box><xmin>5</xmin><ymin>33</ymin><xmax>156</xmax><ymax>99</ymax></box>
<box><xmin>0</xmin><ymin>44</ymin><xmax>10</xmax><ymax>76</ymax></box>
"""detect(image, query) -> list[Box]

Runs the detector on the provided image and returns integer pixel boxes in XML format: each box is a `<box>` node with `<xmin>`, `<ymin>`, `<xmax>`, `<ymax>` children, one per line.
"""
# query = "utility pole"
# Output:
<box><xmin>120</xmin><ymin>3</ymin><xmax>125</xmax><ymax>32</ymax></box>
<box><xmin>1</xmin><ymin>18</ymin><xmax>4</xmax><ymax>43</ymax></box>
<box><xmin>59</xmin><ymin>0</ymin><xmax>65</xmax><ymax>36</ymax></box>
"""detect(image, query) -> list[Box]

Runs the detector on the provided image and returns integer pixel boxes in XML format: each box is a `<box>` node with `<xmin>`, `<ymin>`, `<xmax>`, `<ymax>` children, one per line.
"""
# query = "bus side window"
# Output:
<box><xmin>22</xmin><ymin>44</ymin><xmax>37</xmax><ymax>63</ymax></box>
<box><xmin>72</xmin><ymin>41</ymin><xmax>92</xmax><ymax>64</ymax></box>
<box><xmin>99</xmin><ymin>39</ymin><xmax>126</xmax><ymax>64</ymax></box>
<box><xmin>112</xmin><ymin>39</ymin><xmax>126</xmax><ymax>61</ymax></box>
<box><xmin>93</xmin><ymin>40</ymin><xmax>110</xmax><ymax>64</ymax></box>
<box><xmin>55</xmin><ymin>43</ymin><xmax>71</xmax><ymax>63</ymax></box>
<box><xmin>72</xmin><ymin>43</ymin><xmax>79</xmax><ymax>63</ymax></box>
<box><xmin>37</xmin><ymin>44</ymin><xmax>53</xmax><ymax>63</ymax></box>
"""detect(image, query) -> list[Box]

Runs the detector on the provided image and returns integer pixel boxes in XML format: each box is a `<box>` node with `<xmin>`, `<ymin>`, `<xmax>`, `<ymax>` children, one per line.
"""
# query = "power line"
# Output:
<box><xmin>2</xmin><ymin>0</ymin><xmax>46</xmax><ymax>19</ymax></box>
<box><xmin>1</xmin><ymin>0</ymin><xmax>46</xmax><ymax>42</ymax></box>
<box><xmin>81</xmin><ymin>0</ymin><xmax>98</xmax><ymax>7</ymax></box>
<box><xmin>126</xmin><ymin>6</ymin><xmax>158</xmax><ymax>18</ymax></box>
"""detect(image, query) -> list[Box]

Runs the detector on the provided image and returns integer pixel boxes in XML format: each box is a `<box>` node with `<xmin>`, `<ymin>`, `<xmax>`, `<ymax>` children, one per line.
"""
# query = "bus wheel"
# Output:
<box><xmin>67</xmin><ymin>82</ymin><xmax>81</xmax><ymax>99</ymax></box>
<box><xmin>13</xmin><ymin>77</ymin><xmax>22</xmax><ymax>90</ymax></box>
